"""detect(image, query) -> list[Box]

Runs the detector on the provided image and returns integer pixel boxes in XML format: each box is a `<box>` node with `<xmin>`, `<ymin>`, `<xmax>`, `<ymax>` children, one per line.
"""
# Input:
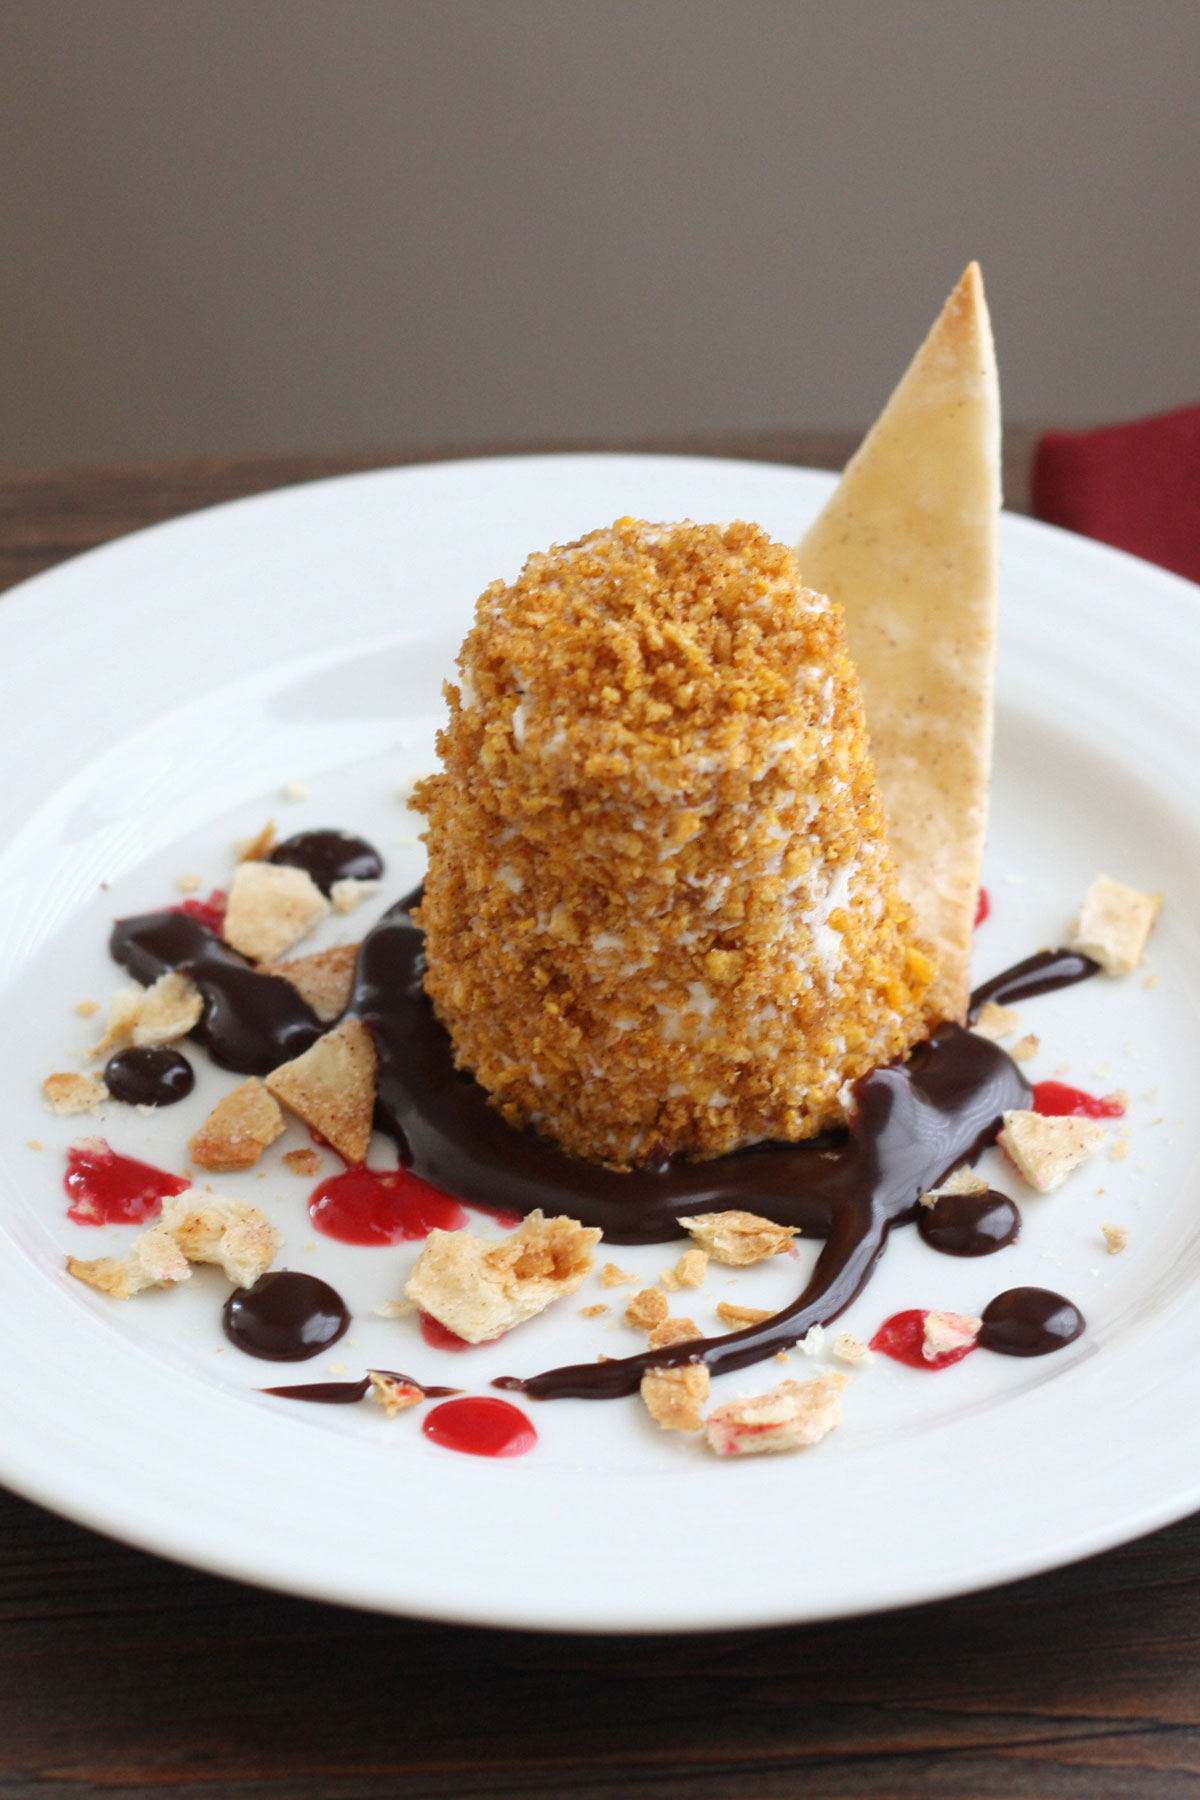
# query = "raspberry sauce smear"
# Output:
<box><xmin>308</xmin><ymin>1167</ymin><xmax>468</xmax><ymax>1245</ymax></box>
<box><xmin>64</xmin><ymin>1139</ymin><xmax>190</xmax><ymax>1226</ymax></box>
<box><xmin>423</xmin><ymin>1396</ymin><xmax>537</xmax><ymax>1458</ymax></box>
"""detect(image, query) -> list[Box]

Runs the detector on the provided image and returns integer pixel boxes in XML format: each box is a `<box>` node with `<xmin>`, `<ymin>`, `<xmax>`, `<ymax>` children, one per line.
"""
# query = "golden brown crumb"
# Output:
<box><xmin>625</xmin><ymin>1287</ymin><xmax>670</xmax><ymax>1330</ymax></box>
<box><xmin>971</xmin><ymin>1000</ymin><xmax>1020</xmax><ymax>1041</ymax></box>
<box><xmin>648</xmin><ymin>1316</ymin><xmax>702</xmax><ymax>1348</ymax></box>
<box><xmin>673</xmin><ymin>1247</ymin><xmax>708</xmax><ymax>1287</ymax></box>
<box><xmin>75</xmin><ymin>999</ymin><xmax>100</xmax><ymax>1018</ymax></box>
<box><xmin>223</xmin><ymin>861</ymin><xmax>329</xmax><ymax>963</ymax></box>
<box><xmin>640</xmin><ymin>1362</ymin><xmax>710</xmax><ymax>1432</ymax></box>
<box><xmin>176</xmin><ymin>872</ymin><xmax>203</xmax><ymax>893</ymax></box>
<box><xmin>579</xmin><ymin>1303</ymin><xmax>610</xmax><ymax>1318</ymax></box>
<box><xmin>599</xmin><ymin>1262</ymin><xmax>637</xmax><ymax>1287</ymax></box>
<box><xmin>415</xmin><ymin>518</ymin><xmax>938</xmax><ymax>1166</ymax></box>
<box><xmin>265</xmin><ymin>1018</ymin><xmax>378</xmax><ymax>1165</ymax></box>
<box><xmin>716</xmin><ymin>1301</ymin><xmax>775</xmax><ymax>1327</ymax></box>
<box><xmin>1102</xmin><ymin>1222</ymin><xmax>1129</xmax><ymax>1254</ymax></box>
<box><xmin>236</xmin><ymin>820</ymin><xmax>277</xmax><ymax>862</ymax></box>
<box><xmin>1010</xmin><ymin>1034</ymin><xmax>1039</xmax><ymax>1062</ymax></box>
<box><xmin>404</xmin><ymin>1210</ymin><xmax>602</xmax><ymax>1342</ymax></box>
<box><xmin>189</xmin><ymin>1079</ymin><xmax>286</xmax><ymax>1171</ymax></box>
<box><xmin>1109</xmin><ymin>1138</ymin><xmax>1131</xmax><ymax>1163</ymax></box>
<box><xmin>283</xmin><ymin>1146</ymin><xmax>324</xmax><ymax>1176</ymax></box>
<box><xmin>678</xmin><ymin>1210</ymin><xmax>798</xmax><ymax>1266</ymax></box>
<box><xmin>368</xmin><ymin>1371</ymin><xmax>424</xmax><ymax>1417</ymax></box>
<box><xmin>27</xmin><ymin>1139</ymin><xmax>42</xmax><ymax>1152</ymax></box>
<box><xmin>261</xmin><ymin>944</ymin><xmax>359</xmax><ymax>1024</ymax></box>
<box><xmin>43</xmin><ymin>1072</ymin><xmax>107</xmax><ymax>1116</ymax></box>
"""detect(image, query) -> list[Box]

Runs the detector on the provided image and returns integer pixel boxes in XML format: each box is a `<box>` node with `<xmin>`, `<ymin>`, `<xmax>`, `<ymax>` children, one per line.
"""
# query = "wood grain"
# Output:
<box><xmin>7</xmin><ymin>428</ymin><xmax>1193</xmax><ymax>1800</ymax></box>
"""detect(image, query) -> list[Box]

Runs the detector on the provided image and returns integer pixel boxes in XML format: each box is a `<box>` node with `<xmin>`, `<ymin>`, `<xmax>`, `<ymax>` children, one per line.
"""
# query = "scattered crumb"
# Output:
<box><xmin>672</xmin><ymin>1248</ymin><xmax>708</xmax><ymax>1288</ymax></box>
<box><xmin>659</xmin><ymin>1266</ymin><xmax>680</xmax><ymax>1292</ymax></box>
<box><xmin>223</xmin><ymin>861</ymin><xmax>329</xmax><ymax>963</ymax></box>
<box><xmin>832</xmin><ymin>1332</ymin><xmax>872</xmax><ymax>1366</ymax></box>
<box><xmin>235</xmin><ymin>820</ymin><xmax>277</xmax><ymax>862</ymax></box>
<box><xmin>372</xmin><ymin>1297</ymin><xmax>412</xmax><ymax>1319</ymax></box>
<box><xmin>368</xmin><ymin>1371</ymin><xmax>424</xmax><ymax>1417</ymax></box>
<box><xmin>74</xmin><ymin>1000</ymin><xmax>100</xmax><ymax>1018</ymax></box>
<box><xmin>599</xmin><ymin>1262</ymin><xmax>636</xmax><ymax>1287</ymax></box>
<box><xmin>919</xmin><ymin>1165</ymin><xmax>988</xmax><ymax>1208</ymax></box>
<box><xmin>1144</xmin><ymin>972</ymin><xmax>1159</xmax><ymax>990</ymax></box>
<box><xmin>775</xmin><ymin>1350</ymin><xmax>791</xmax><ymax>1364</ymax></box>
<box><xmin>640</xmin><ymin>1362</ymin><xmax>709</xmax><ymax>1432</ymax></box>
<box><xmin>261</xmin><ymin>944</ymin><xmax>359</xmax><ymax>1024</ymax></box>
<box><xmin>1010</xmin><ymin>1034</ymin><xmax>1040</xmax><ymax>1063</ymax></box>
<box><xmin>579</xmin><ymin>1303</ymin><xmax>609</xmax><ymax>1319</ymax></box>
<box><xmin>265</xmin><ymin>1018</ymin><xmax>378</xmax><ymax>1164</ymax></box>
<box><xmin>283</xmin><ymin>1147</ymin><xmax>324</xmax><ymax>1177</ymax></box>
<box><xmin>999</xmin><ymin>1110</ymin><xmax>1110</xmax><ymax>1192</ymax></box>
<box><xmin>404</xmin><ymin>1210</ymin><xmax>601</xmax><ymax>1342</ymax></box>
<box><xmin>330</xmin><ymin>877</ymin><xmax>381</xmax><ymax>914</ymax></box>
<box><xmin>971</xmin><ymin>1001</ymin><xmax>1021</xmax><ymax>1041</ymax></box>
<box><xmin>1102</xmin><ymin>1222</ymin><xmax>1129</xmax><ymax>1255</ymax></box>
<box><xmin>716</xmin><ymin>1301</ymin><xmax>775</xmax><ymax>1327</ymax></box>
<box><xmin>678</xmin><ymin>1210</ymin><xmax>799</xmax><ymax>1266</ymax></box>
<box><xmin>625</xmin><ymin>1287</ymin><xmax>670</xmax><ymax>1330</ymax></box>
<box><xmin>923</xmin><ymin>1310</ymin><xmax>981</xmax><ymax>1360</ymax></box>
<box><xmin>189</xmin><ymin>1079</ymin><xmax>286</xmax><ymax>1171</ymax></box>
<box><xmin>799</xmin><ymin>1325</ymin><xmax>825</xmax><ymax>1357</ymax></box>
<box><xmin>648</xmin><ymin>1316</ymin><xmax>702</xmax><ymax>1348</ymax></box>
<box><xmin>1070</xmin><ymin>874</ymin><xmax>1162</xmax><ymax>976</ymax></box>
<box><xmin>26</xmin><ymin>1139</ymin><xmax>42</xmax><ymax>1152</ymax></box>
<box><xmin>705</xmin><ymin>1375</ymin><xmax>847</xmax><ymax>1456</ymax></box>
<box><xmin>43</xmin><ymin>1072</ymin><xmax>108</xmax><ymax>1116</ymax></box>
<box><xmin>176</xmin><ymin>872</ymin><xmax>203</xmax><ymax>893</ymax></box>
<box><xmin>282</xmin><ymin>779</ymin><xmax>309</xmax><ymax>802</ymax></box>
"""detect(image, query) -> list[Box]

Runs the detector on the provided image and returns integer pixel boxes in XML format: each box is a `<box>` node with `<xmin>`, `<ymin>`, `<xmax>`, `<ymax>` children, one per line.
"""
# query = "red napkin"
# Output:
<box><xmin>1033</xmin><ymin>403</ymin><xmax>1200</xmax><ymax>584</ymax></box>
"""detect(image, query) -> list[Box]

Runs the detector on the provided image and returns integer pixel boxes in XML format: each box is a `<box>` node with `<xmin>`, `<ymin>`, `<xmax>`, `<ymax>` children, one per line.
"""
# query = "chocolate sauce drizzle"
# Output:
<box><xmin>269</xmin><ymin>829</ymin><xmax>384</xmax><ymax>895</ymax></box>
<box><xmin>109</xmin><ymin>891</ymin><xmax>1103</xmax><ymax>1401</ymax></box>
<box><xmin>263</xmin><ymin>1371</ymin><xmax>460</xmax><ymax>1403</ymax></box>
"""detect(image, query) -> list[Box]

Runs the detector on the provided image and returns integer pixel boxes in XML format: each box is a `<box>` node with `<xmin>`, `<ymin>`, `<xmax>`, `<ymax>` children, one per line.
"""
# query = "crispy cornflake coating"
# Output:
<box><xmin>223</xmin><ymin>861</ymin><xmax>329</xmax><ymax>963</ymax></box>
<box><xmin>999</xmin><ymin>1110</ymin><xmax>1110</xmax><ymax>1193</ymax></box>
<box><xmin>403</xmin><ymin>1209</ymin><xmax>602</xmax><ymax>1343</ymax></box>
<box><xmin>91</xmin><ymin>972</ymin><xmax>203</xmax><ymax>1058</ymax></box>
<box><xmin>368</xmin><ymin>1371</ymin><xmax>424</xmax><ymax>1417</ymax></box>
<box><xmin>415</xmin><ymin>518</ymin><xmax>938</xmax><ymax>1165</ymax></box>
<box><xmin>1071</xmin><ymin>874</ymin><xmax>1161</xmax><ymax>977</ymax></box>
<box><xmin>189</xmin><ymin>1078</ymin><xmax>286</xmax><ymax>1171</ymax></box>
<box><xmin>678</xmin><ymin>1210</ymin><xmax>798</xmax><ymax>1266</ymax></box>
<box><xmin>43</xmin><ymin>1072</ymin><xmax>108</xmax><ymax>1116</ymax></box>
<box><xmin>624</xmin><ymin>1286</ymin><xmax>670</xmax><ymax>1329</ymax></box>
<box><xmin>261</xmin><ymin>944</ymin><xmax>359</xmax><ymax>1024</ymax></box>
<box><xmin>640</xmin><ymin>1362</ymin><xmax>710</xmax><ymax>1432</ymax></box>
<box><xmin>265</xmin><ymin>1018</ymin><xmax>378</xmax><ymax>1165</ymax></box>
<box><xmin>704</xmin><ymin>1375</ymin><xmax>847</xmax><ymax>1456</ymax></box>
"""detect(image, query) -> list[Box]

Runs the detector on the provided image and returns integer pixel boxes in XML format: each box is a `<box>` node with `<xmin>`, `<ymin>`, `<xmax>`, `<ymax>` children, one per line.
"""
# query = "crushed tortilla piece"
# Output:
<box><xmin>223</xmin><ymin>861</ymin><xmax>329</xmax><ymax>963</ymax></box>
<box><xmin>678</xmin><ymin>1211</ymin><xmax>798</xmax><ymax>1266</ymax></box>
<box><xmin>1010</xmin><ymin>1034</ymin><xmax>1039</xmax><ymax>1063</ymax></box>
<box><xmin>235</xmin><ymin>820</ymin><xmax>277</xmax><ymax>862</ymax></box>
<box><xmin>999</xmin><ymin>1110</ymin><xmax>1110</xmax><ymax>1192</ymax></box>
<box><xmin>368</xmin><ymin>1371</ymin><xmax>424</xmax><ymax>1417</ymax></box>
<box><xmin>261</xmin><ymin>944</ymin><xmax>359</xmax><ymax>1024</ymax></box>
<box><xmin>971</xmin><ymin>1001</ymin><xmax>1020</xmax><ymax>1041</ymax></box>
<box><xmin>832</xmin><ymin>1332</ymin><xmax>872</xmax><ymax>1366</ymax></box>
<box><xmin>1071</xmin><ymin>874</ymin><xmax>1161</xmax><ymax>977</ymax></box>
<box><xmin>176</xmin><ymin>872</ymin><xmax>203</xmax><ymax>893</ymax></box>
<box><xmin>189</xmin><ymin>1078</ymin><xmax>286</xmax><ymax>1172</ymax></box>
<box><xmin>68</xmin><ymin>1222</ymin><xmax>190</xmax><ymax>1299</ymax></box>
<box><xmin>599</xmin><ymin>1262</ymin><xmax>637</xmax><ymax>1287</ymax></box>
<box><xmin>75</xmin><ymin>999</ymin><xmax>100</xmax><ymax>1018</ymax></box>
<box><xmin>43</xmin><ymin>1072</ymin><xmax>107</xmax><ymax>1116</ymax></box>
<box><xmin>67</xmin><ymin>1191</ymin><xmax>279</xmax><ymax>1298</ymax></box>
<box><xmin>283</xmin><ymin>1147</ymin><xmax>324</xmax><ymax>1177</ymax></box>
<box><xmin>1101</xmin><ymin>1222</ymin><xmax>1129</xmax><ymax>1255</ymax></box>
<box><xmin>330</xmin><ymin>877</ymin><xmax>381</xmax><ymax>914</ymax></box>
<box><xmin>705</xmin><ymin>1375</ymin><xmax>847</xmax><ymax>1456</ymax></box>
<box><xmin>265</xmin><ymin>1018</ymin><xmax>377</xmax><ymax>1165</ymax></box>
<box><xmin>625</xmin><ymin>1287</ymin><xmax>670</xmax><ymax>1330</ymax></box>
<box><xmin>579</xmin><ymin>1303</ymin><xmax>609</xmax><ymax>1319</ymax></box>
<box><xmin>918</xmin><ymin>1164</ymin><xmax>988</xmax><ymax>1208</ymax></box>
<box><xmin>91</xmin><ymin>972</ymin><xmax>203</xmax><ymax>1059</ymax></box>
<box><xmin>640</xmin><ymin>1362</ymin><xmax>710</xmax><ymax>1432</ymax></box>
<box><xmin>403</xmin><ymin>1209</ymin><xmax>601</xmax><ymax>1343</ymax></box>
<box><xmin>648</xmin><ymin>1316</ymin><xmax>702</xmax><ymax>1348</ymax></box>
<box><xmin>716</xmin><ymin>1301</ymin><xmax>775</xmax><ymax>1327</ymax></box>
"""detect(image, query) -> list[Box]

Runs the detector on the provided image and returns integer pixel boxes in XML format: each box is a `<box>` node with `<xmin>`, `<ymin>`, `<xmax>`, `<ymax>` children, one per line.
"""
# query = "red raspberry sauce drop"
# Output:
<box><xmin>1032</xmin><ymin>1080</ymin><xmax>1127</xmax><ymax>1120</ymax></box>
<box><xmin>870</xmin><ymin>1308</ymin><xmax>977</xmax><ymax>1371</ymax></box>
<box><xmin>64</xmin><ymin>1140</ymin><xmax>190</xmax><ymax>1226</ymax></box>
<box><xmin>975</xmin><ymin>887</ymin><xmax>991</xmax><ymax>927</ymax></box>
<box><xmin>309</xmin><ymin>1167</ymin><xmax>468</xmax><ymax>1246</ymax></box>
<box><xmin>422</xmin><ymin>1395</ymin><xmax>537</xmax><ymax>1458</ymax></box>
<box><xmin>170</xmin><ymin>889</ymin><xmax>227</xmax><ymax>934</ymax></box>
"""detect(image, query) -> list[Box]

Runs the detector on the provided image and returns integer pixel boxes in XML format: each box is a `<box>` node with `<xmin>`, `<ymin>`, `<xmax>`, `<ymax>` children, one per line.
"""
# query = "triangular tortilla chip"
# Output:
<box><xmin>265</xmin><ymin>1018</ymin><xmax>378</xmax><ymax>1165</ymax></box>
<box><xmin>797</xmin><ymin>262</ymin><xmax>1000</xmax><ymax>1022</ymax></box>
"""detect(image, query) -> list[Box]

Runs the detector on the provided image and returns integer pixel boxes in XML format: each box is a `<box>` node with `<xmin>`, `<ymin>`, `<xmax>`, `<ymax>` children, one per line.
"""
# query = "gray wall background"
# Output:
<box><xmin>2</xmin><ymin>0</ymin><xmax>1198</xmax><ymax>472</ymax></box>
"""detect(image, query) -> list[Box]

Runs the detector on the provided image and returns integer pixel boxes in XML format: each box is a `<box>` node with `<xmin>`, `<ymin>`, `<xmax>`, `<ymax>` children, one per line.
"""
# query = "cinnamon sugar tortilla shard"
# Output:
<box><xmin>189</xmin><ymin>1078</ymin><xmax>287</xmax><ymax>1172</ymax></box>
<box><xmin>403</xmin><ymin>1210</ymin><xmax>602</xmax><ymax>1342</ymax></box>
<box><xmin>67</xmin><ymin>1191</ymin><xmax>280</xmax><ymax>1298</ymax></box>
<box><xmin>797</xmin><ymin>262</ymin><xmax>1001</xmax><ymax>1022</ymax></box>
<box><xmin>223</xmin><ymin>860</ymin><xmax>329</xmax><ymax>963</ymax></box>
<box><xmin>265</xmin><ymin>1017</ymin><xmax>377</xmax><ymax>1165</ymax></box>
<box><xmin>261</xmin><ymin>944</ymin><xmax>359</xmax><ymax>1023</ymax></box>
<box><xmin>705</xmin><ymin>1374</ymin><xmax>848</xmax><ymax>1456</ymax></box>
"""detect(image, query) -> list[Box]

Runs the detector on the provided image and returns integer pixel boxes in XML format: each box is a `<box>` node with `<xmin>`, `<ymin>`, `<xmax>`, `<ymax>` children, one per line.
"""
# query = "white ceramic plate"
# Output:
<box><xmin>1</xmin><ymin>454</ymin><xmax>1199</xmax><ymax>1634</ymax></box>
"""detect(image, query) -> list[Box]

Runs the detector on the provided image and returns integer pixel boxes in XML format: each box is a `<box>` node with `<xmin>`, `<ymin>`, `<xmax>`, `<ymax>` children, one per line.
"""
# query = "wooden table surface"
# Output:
<box><xmin>4</xmin><ymin>431</ymin><xmax>1199</xmax><ymax>1800</ymax></box>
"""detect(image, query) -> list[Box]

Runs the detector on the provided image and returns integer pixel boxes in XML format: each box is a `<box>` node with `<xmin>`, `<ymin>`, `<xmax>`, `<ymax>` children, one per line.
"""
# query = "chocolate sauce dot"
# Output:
<box><xmin>917</xmin><ymin>1188</ymin><xmax>1020</xmax><ymax>1257</ymax></box>
<box><xmin>978</xmin><ymin>1286</ymin><xmax>1085</xmax><ymax>1357</ymax></box>
<box><xmin>223</xmin><ymin>1270</ymin><xmax>350</xmax><ymax>1362</ymax></box>
<box><xmin>103</xmin><ymin>1045</ymin><xmax>195</xmax><ymax>1106</ymax></box>
<box><xmin>269</xmin><ymin>830</ymin><xmax>383</xmax><ymax>895</ymax></box>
